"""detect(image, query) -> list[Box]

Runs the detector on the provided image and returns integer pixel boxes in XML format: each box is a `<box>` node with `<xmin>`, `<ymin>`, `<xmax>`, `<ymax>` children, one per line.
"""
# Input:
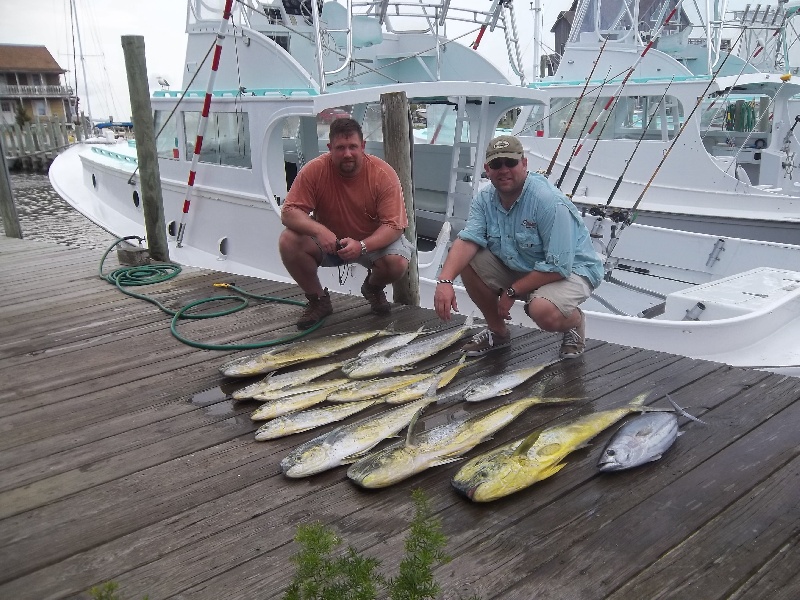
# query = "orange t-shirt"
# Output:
<box><xmin>282</xmin><ymin>153</ymin><xmax>407</xmax><ymax>240</ymax></box>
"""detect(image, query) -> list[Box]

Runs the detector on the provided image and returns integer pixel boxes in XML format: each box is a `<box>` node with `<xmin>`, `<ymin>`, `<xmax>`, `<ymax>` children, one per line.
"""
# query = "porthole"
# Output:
<box><xmin>167</xmin><ymin>220</ymin><xmax>177</xmax><ymax>237</ymax></box>
<box><xmin>91</xmin><ymin>174</ymin><xmax>97</xmax><ymax>188</ymax></box>
<box><xmin>218</xmin><ymin>236</ymin><xmax>229</xmax><ymax>259</ymax></box>
<box><xmin>132</xmin><ymin>190</ymin><xmax>140</xmax><ymax>208</ymax></box>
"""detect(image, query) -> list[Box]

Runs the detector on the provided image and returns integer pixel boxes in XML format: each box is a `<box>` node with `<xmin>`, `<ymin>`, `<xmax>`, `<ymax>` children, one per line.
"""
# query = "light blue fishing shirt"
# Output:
<box><xmin>458</xmin><ymin>172</ymin><xmax>604</xmax><ymax>288</ymax></box>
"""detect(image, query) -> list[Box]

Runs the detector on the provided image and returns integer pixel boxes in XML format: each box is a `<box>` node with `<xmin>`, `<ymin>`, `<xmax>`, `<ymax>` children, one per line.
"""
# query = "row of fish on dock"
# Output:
<box><xmin>218</xmin><ymin>318</ymin><xmax>705</xmax><ymax>502</ymax></box>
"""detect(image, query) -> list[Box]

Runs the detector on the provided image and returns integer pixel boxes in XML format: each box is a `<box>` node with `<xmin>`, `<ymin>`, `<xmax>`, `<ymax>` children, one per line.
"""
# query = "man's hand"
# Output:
<box><xmin>336</xmin><ymin>237</ymin><xmax>362</xmax><ymax>262</ymax></box>
<box><xmin>498</xmin><ymin>293</ymin><xmax>514</xmax><ymax>321</ymax></box>
<box><xmin>315</xmin><ymin>229</ymin><xmax>340</xmax><ymax>254</ymax></box>
<box><xmin>434</xmin><ymin>283</ymin><xmax>458</xmax><ymax>321</ymax></box>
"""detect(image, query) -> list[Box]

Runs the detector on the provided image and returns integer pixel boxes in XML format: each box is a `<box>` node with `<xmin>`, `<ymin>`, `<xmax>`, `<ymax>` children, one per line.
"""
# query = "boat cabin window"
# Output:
<box><xmin>549</xmin><ymin>94</ymin><xmax>683</xmax><ymax>141</ymax></box>
<box><xmin>154</xmin><ymin>110</ymin><xmax>179</xmax><ymax>160</ymax></box>
<box><xmin>183</xmin><ymin>111</ymin><xmax>252</xmax><ymax>168</ymax></box>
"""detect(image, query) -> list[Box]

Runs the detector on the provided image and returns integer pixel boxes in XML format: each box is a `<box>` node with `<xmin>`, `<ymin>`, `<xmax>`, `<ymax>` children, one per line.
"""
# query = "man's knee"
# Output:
<box><xmin>525</xmin><ymin>298</ymin><xmax>564</xmax><ymax>331</ymax></box>
<box><xmin>373</xmin><ymin>254</ymin><xmax>409</xmax><ymax>281</ymax></box>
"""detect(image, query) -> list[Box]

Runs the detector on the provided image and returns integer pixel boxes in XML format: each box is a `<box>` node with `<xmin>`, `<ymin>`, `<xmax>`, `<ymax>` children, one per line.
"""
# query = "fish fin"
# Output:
<box><xmin>513</xmin><ymin>428</ymin><xmax>544</xmax><ymax>456</ymax></box>
<box><xmin>404</xmin><ymin>407</ymin><xmax>426</xmax><ymax>447</ymax></box>
<box><xmin>666</xmin><ymin>394</ymin><xmax>707</xmax><ymax>425</ymax></box>
<box><xmin>423</xmin><ymin>376</ymin><xmax>443</xmax><ymax>398</ymax></box>
<box><xmin>431</xmin><ymin>456</ymin><xmax>464</xmax><ymax>467</ymax></box>
<box><xmin>540</xmin><ymin>462</ymin><xmax>568</xmax><ymax>478</ymax></box>
<box><xmin>628</xmin><ymin>391</ymin><xmax>654</xmax><ymax>411</ymax></box>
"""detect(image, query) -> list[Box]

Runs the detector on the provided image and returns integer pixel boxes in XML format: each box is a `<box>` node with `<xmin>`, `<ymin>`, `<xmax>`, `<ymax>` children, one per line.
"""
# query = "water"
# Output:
<box><xmin>2</xmin><ymin>173</ymin><xmax>117</xmax><ymax>250</ymax></box>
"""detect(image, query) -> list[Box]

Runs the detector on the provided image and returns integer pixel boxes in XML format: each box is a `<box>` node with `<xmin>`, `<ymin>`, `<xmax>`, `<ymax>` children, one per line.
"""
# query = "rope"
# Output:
<box><xmin>99</xmin><ymin>237</ymin><xmax>325</xmax><ymax>351</ymax></box>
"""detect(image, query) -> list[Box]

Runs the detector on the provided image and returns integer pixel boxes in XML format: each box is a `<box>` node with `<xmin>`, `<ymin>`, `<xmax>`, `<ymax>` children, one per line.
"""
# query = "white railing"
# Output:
<box><xmin>0</xmin><ymin>84</ymin><xmax>74</xmax><ymax>97</ymax></box>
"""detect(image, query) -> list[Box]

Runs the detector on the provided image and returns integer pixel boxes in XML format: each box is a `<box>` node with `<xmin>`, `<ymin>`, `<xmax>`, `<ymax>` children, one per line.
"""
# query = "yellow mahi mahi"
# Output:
<box><xmin>451</xmin><ymin>393</ymin><xmax>651</xmax><ymax>502</ymax></box>
<box><xmin>219</xmin><ymin>328</ymin><xmax>392</xmax><ymax>377</ymax></box>
<box><xmin>347</xmin><ymin>395</ymin><xmax>578</xmax><ymax>489</ymax></box>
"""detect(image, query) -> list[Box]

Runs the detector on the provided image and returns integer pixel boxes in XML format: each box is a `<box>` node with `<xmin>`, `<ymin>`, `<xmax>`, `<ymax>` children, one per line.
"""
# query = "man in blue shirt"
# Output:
<box><xmin>433</xmin><ymin>135</ymin><xmax>603</xmax><ymax>358</ymax></box>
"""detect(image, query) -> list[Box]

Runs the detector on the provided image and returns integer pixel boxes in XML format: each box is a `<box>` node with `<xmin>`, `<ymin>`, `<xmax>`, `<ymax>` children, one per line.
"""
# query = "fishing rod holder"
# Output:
<box><xmin>587</xmin><ymin>204</ymin><xmax>632</xmax><ymax>224</ymax></box>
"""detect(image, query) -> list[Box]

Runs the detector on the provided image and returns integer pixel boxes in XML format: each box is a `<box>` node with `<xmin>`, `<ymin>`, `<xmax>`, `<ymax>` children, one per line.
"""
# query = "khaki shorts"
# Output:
<box><xmin>316</xmin><ymin>234</ymin><xmax>413</xmax><ymax>268</ymax></box>
<box><xmin>469</xmin><ymin>248</ymin><xmax>592</xmax><ymax>318</ymax></box>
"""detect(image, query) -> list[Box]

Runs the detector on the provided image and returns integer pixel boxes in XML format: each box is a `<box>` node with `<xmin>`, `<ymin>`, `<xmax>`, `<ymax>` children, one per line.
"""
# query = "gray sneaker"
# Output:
<box><xmin>560</xmin><ymin>308</ymin><xmax>586</xmax><ymax>359</ymax></box>
<box><xmin>461</xmin><ymin>328</ymin><xmax>511</xmax><ymax>356</ymax></box>
<box><xmin>297</xmin><ymin>290</ymin><xmax>333</xmax><ymax>330</ymax></box>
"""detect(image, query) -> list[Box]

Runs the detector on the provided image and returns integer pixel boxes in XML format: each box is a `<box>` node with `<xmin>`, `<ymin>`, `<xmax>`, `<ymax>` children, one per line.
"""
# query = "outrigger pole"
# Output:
<box><xmin>568</xmin><ymin>0</ymin><xmax>687</xmax><ymax>164</ymax></box>
<box><xmin>545</xmin><ymin>39</ymin><xmax>607</xmax><ymax>177</ymax></box>
<box><xmin>604</xmin><ymin>78</ymin><xmax>674</xmax><ymax>206</ymax></box>
<box><xmin>176</xmin><ymin>0</ymin><xmax>235</xmax><ymax>248</ymax></box>
<box><xmin>604</xmin><ymin>29</ymin><xmax>748</xmax><ymax>258</ymax></box>
<box><xmin>555</xmin><ymin>66</ymin><xmax>612</xmax><ymax>189</ymax></box>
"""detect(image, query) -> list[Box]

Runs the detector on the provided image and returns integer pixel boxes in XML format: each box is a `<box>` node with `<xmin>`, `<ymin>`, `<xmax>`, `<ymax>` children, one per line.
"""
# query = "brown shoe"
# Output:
<box><xmin>360</xmin><ymin>274</ymin><xmax>391</xmax><ymax>316</ymax></box>
<box><xmin>460</xmin><ymin>328</ymin><xmax>511</xmax><ymax>356</ymax></box>
<box><xmin>560</xmin><ymin>308</ymin><xmax>586</xmax><ymax>359</ymax></box>
<box><xmin>297</xmin><ymin>290</ymin><xmax>333</xmax><ymax>330</ymax></box>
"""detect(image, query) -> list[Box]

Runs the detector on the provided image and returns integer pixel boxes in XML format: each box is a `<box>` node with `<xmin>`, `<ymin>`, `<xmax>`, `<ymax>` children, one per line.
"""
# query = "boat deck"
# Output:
<box><xmin>1</xmin><ymin>236</ymin><xmax>798</xmax><ymax>600</ymax></box>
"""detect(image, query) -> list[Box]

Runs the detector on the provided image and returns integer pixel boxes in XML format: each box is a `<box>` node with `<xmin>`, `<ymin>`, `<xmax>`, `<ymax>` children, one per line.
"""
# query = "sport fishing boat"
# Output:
<box><xmin>49</xmin><ymin>0</ymin><xmax>800</xmax><ymax>376</ymax></box>
<box><xmin>515</xmin><ymin>0</ymin><xmax>800</xmax><ymax>244</ymax></box>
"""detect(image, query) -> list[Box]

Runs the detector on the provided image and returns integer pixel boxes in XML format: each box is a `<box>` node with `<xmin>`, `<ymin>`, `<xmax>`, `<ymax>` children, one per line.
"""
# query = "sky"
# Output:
<box><xmin>0</xmin><ymin>0</ymin><xmax>565</xmax><ymax>122</ymax></box>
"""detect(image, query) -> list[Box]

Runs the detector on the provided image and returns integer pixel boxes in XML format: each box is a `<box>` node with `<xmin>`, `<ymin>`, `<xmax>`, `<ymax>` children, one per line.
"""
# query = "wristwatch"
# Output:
<box><xmin>506</xmin><ymin>287</ymin><xmax>517</xmax><ymax>298</ymax></box>
<box><xmin>360</xmin><ymin>240</ymin><xmax>368</xmax><ymax>255</ymax></box>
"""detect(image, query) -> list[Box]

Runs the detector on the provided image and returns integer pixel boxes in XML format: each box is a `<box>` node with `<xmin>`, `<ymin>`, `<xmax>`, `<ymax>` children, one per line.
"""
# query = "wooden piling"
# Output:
<box><xmin>0</xmin><ymin>134</ymin><xmax>23</xmax><ymax>238</ymax></box>
<box><xmin>121</xmin><ymin>35</ymin><xmax>170</xmax><ymax>263</ymax></box>
<box><xmin>381</xmin><ymin>91</ymin><xmax>419</xmax><ymax>306</ymax></box>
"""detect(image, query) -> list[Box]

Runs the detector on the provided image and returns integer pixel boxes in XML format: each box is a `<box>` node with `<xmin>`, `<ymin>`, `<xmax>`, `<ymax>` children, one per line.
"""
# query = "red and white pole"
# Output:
<box><xmin>176</xmin><ymin>0</ymin><xmax>234</xmax><ymax>248</ymax></box>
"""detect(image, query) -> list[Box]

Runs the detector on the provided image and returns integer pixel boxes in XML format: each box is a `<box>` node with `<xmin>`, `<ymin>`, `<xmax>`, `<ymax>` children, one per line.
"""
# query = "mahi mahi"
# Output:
<box><xmin>280</xmin><ymin>396</ymin><xmax>434</xmax><ymax>478</ymax></box>
<box><xmin>326</xmin><ymin>372</ymin><xmax>434</xmax><ymax>403</ymax></box>
<box><xmin>357</xmin><ymin>325</ymin><xmax>429</xmax><ymax>358</ymax></box>
<box><xmin>250</xmin><ymin>386</ymin><xmax>339</xmax><ymax>421</ymax></box>
<box><xmin>347</xmin><ymin>394</ymin><xmax>578</xmax><ymax>488</ymax></box>
<box><xmin>232</xmin><ymin>362</ymin><xmax>345</xmax><ymax>400</ymax></box>
<box><xmin>254</xmin><ymin>399</ymin><xmax>381</xmax><ymax>441</ymax></box>
<box><xmin>452</xmin><ymin>393</ymin><xmax>654</xmax><ymax>502</ymax></box>
<box><xmin>463</xmin><ymin>360</ymin><xmax>558</xmax><ymax>402</ymax></box>
<box><xmin>252</xmin><ymin>378</ymin><xmax>350</xmax><ymax>402</ymax></box>
<box><xmin>382</xmin><ymin>355</ymin><xmax>469</xmax><ymax>404</ymax></box>
<box><xmin>220</xmin><ymin>328</ymin><xmax>392</xmax><ymax>377</ymax></box>
<box><xmin>341</xmin><ymin>315</ymin><xmax>475</xmax><ymax>379</ymax></box>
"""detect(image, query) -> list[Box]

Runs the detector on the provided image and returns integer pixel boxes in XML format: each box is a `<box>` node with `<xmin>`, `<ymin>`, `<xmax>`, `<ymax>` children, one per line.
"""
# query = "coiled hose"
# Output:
<box><xmin>99</xmin><ymin>236</ymin><xmax>325</xmax><ymax>350</ymax></box>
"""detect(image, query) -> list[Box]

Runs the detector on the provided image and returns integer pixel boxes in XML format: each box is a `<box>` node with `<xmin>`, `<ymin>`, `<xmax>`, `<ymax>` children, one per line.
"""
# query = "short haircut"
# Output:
<box><xmin>329</xmin><ymin>118</ymin><xmax>363</xmax><ymax>142</ymax></box>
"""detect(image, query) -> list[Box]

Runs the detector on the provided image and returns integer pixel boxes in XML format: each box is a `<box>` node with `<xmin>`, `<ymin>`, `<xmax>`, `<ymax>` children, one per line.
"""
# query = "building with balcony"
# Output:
<box><xmin>0</xmin><ymin>44</ymin><xmax>76</xmax><ymax>126</ymax></box>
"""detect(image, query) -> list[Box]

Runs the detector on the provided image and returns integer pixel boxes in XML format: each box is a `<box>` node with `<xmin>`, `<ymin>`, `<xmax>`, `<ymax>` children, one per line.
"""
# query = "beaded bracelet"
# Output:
<box><xmin>436</xmin><ymin>279</ymin><xmax>454</xmax><ymax>285</ymax></box>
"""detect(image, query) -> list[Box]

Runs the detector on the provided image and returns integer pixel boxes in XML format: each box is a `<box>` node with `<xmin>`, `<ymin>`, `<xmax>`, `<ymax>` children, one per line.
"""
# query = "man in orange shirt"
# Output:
<box><xmin>280</xmin><ymin>118</ymin><xmax>411</xmax><ymax>329</ymax></box>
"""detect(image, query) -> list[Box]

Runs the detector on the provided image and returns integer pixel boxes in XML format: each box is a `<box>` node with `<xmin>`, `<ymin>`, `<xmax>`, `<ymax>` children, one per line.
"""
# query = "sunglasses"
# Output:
<box><xmin>487</xmin><ymin>157</ymin><xmax>520</xmax><ymax>170</ymax></box>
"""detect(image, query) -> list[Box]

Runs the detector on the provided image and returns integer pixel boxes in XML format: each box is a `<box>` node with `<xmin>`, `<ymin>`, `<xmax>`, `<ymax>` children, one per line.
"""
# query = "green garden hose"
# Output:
<box><xmin>99</xmin><ymin>237</ymin><xmax>325</xmax><ymax>350</ymax></box>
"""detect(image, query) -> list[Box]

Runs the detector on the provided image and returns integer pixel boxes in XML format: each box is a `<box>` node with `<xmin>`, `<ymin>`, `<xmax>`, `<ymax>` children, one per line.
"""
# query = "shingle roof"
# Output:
<box><xmin>0</xmin><ymin>45</ymin><xmax>66</xmax><ymax>74</ymax></box>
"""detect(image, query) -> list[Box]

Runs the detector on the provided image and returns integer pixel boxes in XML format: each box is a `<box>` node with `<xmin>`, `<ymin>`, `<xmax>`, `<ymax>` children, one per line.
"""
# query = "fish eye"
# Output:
<box><xmin>606</xmin><ymin>449</ymin><xmax>615</xmax><ymax>456</ymax></box>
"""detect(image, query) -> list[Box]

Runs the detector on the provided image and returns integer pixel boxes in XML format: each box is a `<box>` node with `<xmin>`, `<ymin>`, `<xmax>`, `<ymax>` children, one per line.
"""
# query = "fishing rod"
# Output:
<box><xmin>555</xmin><ymin>66</ymin><xmax>612</xmax><ymax>189</ymax></box>
<box><xmin>604</xmin><ymin>28</ymin><xmax>748</xmax><ymax>258</ymax></box>
<box><xmin>569</xmin><ymin>0</ymin><xmax>687</xmax><ymax>164</ymax></box>
<box><xmin>603</xmin><ymin>78</ymin><xmax>674</xmax><ymax>206</ymax></box>
<box><xmin>544</xmin><ymin>39</ymin><xmax>608</xmax><ymax>177</ymax></box>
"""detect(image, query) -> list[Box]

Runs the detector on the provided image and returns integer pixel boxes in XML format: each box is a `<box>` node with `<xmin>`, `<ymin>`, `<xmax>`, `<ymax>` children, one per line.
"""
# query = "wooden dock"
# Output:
<box><xmin>1</xmin><ymin>236</ymin><xmax>798</xmax><ymax>600</ymax></box>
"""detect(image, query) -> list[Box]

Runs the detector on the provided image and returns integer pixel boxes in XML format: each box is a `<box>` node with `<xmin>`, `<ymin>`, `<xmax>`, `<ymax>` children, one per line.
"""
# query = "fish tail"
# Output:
<box><xmin>666</xmin><ymin>394</ymin><xmax>708</xmax><ymax>425</ymax></box>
